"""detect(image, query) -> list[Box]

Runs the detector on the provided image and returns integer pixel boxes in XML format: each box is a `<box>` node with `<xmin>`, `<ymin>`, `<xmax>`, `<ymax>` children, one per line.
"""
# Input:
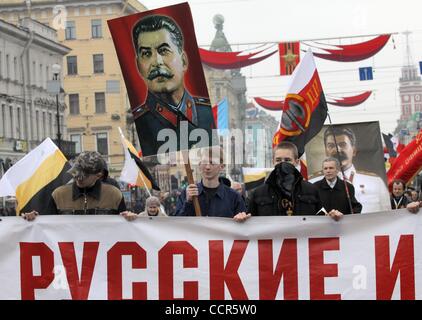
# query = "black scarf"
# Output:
<box><xmin>273</xmin><ymin>162</ymin><xmax>298</xmax><ymax>199</ymax></box>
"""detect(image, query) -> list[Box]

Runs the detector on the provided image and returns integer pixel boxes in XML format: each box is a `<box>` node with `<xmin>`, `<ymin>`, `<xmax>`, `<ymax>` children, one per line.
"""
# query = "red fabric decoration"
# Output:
<box><xmin>199</xmin><ymin>47</ymin><xmax>277</xmax><ymax>69</ymax></box>
<box><xmin>326</xmin><ymin>91</ymin><xmax>372</xmax><ymax>106</ymax></box>
<box><xmin>310</xmin><ymin>35</ymin><xmax>391</xmax><ymax>62</ymax></box>
<box><xmin>254</xmin><ymin>91</ymin><xmax>372</xmax><ymax>111</ymax></box>
<box><xmin>253</xmin><ymin>97</ymin><xmax>284</xmax><ymax>111</ymax></box>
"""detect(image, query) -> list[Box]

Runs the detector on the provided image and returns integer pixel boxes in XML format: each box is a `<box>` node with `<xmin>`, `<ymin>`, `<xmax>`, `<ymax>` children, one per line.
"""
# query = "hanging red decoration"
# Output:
<box><xmin>326</xmin><ymin>91</ymin><xmax>372</xmax><ymax>106</ymax></box>
<box><xmin>308</xmin><ymin>35</ymin><xmax>391</xmax><ymax>62</ymax></box>
<box><xmin>199</xmin><ymin>47</ymin><xmax>277</xmax><ymax>69</ymax></box>
<box><xmin>253</xmin><ymin>97</ymin><xmax>284</xmax><ymax>111</ymax></box>
<box><xmin>254</xmin><ymin>91</ymin><xmax>372</xmax><ymax>110</ymax></box>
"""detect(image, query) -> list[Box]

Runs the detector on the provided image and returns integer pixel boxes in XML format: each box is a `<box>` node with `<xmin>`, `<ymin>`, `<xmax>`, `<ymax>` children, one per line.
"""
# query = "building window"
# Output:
<box><xmin>49</xmin><ymin>113</ymin><xmax>53</xmax><ymax>138</ymax></box>
<box><xmin>91</xmin><ymin>19</ymin><xmax>102</xmax><ymax>38</ymax></box>
<box><xmin>13</xmin><ymin>57</ymin><xmax>17</xmax><ymax>81</ymax></box>
<box><xmin>67</xmin><ymin>56</ymin><xmax>77</xmax><ymax>75</ymax></box>
<box><xmin>1</xmin><ymin>104</ymin><xmax>5</xmax><ymax>137</ymax></box>
<box><xmin>46</xmin><ymin>66</ymin><xmax>49</xmax><ymax>85</ymax></box>
<box><xmin>17</xmin><ymin>107</ymin><xmax>21</xmax><ymax>139</ymax></box>
<box><xmin>93</xmin><ymin>54</ymin><xmax>104</xmax><ymax>73</ymax></box>
<box><xmin>70</xmin><ymin>134</ymin><xmax>82</xmax><ymax>154</ymax></box>
<box><xmin>6</xmin><ymin>54</ymin><xmax>10</xmax><ymax>79</ymax></box>
<box><xmin>42</xmin><ymin>111</ymin><xmax>46</xmax><ymax>139</ymax></box>
<box><xmin>9</xmin><ymin>106</ymin><xmax>13</xmax><ymax>138</ymax></box>
<box><xmin>65</xmin><ymin>21</ymin><xmax>76</xmax><ymax>40</ymax></box>
<box><xmin>216</xmin><ymin>87</ymin><xmax>221</xmax><ymax>101</ymax></box>
<box><xmin>96</xmin><ymin>132</ymin><xmax>108</xmax><ymax>155</ymax></box>
<box><xmin>32</xmin><ymin>61</ymin><xmax>36</xmax><ymax>84</ymax></box>
<box><xmin>69</xmin><ymin>94</ymin><xmax>80</xmax><ymax>115</ymax></box>
<box><xmin>95</xmin><ymin>92</ymin><xmax>106</xmax><ymax>113</ymax></box>
<box><xmin>35</xmin><ymin>110</ymin><xmax>39</xmax><ymax>140</ymax></box>
<box><xmin>39</xmin><ymin>63</ymin><xmax>43</xmax><ymax>87</ymax></box>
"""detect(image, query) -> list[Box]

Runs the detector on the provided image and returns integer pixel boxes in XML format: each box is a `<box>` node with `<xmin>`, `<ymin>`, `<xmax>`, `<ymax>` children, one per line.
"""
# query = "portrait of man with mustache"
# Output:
<box><xmin>131</xmin><ymin>14</ymin><xmax>215</xmax><ymax>156</ymax></box>
<box><xmin>309</xmin><ymin>126</ymin><xmax>390</xmax><ymax>213</ymax></box>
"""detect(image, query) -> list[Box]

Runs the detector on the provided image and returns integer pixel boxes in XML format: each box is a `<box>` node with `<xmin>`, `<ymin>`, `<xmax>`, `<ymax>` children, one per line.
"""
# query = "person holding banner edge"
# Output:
<box><xmin>234</xmin><ymin>142</ymin><xmax>345</xmax><ymax>221</ymax></box>
<box><xmin>21</xmin><ymin>151</ymin><xmax>136</xmax><ymax>221</ymax></box>
<box><xmin>310</xmin><ymin>126</ymin><xmax>391</xmax><ymax>213</ymax></box>
<box><xmin>174</xmin><ymin>146</ymin><xmax>246</xmax><ymax>218</ymax></box>
<box><xmin>313</xmin><ymin>157</ymin><xmax>362</xmax><ymax>215</ymax></box>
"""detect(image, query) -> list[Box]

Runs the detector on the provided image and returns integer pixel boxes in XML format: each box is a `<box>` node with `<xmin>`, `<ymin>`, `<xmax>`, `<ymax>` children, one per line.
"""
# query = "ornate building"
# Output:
<box><xmin>0</xmin><ymin>17</ymin><xmax>69</xmax><ymax>176</ymax></box>
<box><xmin>244</xmin><ymin>103</ymin><xmax>279</xmax><ymax>168</ymax></box>
<box><xmin>202</xmin><ymin>15</ymin><xmax>247</xmax><ymax>180</ymax></box>
<box><xmin>396</xmin><ymin>31</ymin><xmax>422</xmax><ymax>145</ymax></box>
<box><xmin>203</xmin><ymin>14</ymin><xmax>278</xmax><ymax>177</ymax></box>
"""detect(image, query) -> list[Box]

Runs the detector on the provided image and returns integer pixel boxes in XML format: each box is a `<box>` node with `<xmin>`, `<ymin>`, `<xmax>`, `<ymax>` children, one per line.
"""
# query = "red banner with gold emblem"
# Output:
<box><xmin>279</xmin><ymin>42</ymin><xmax>300</xmax><ymax>76</ymax></box>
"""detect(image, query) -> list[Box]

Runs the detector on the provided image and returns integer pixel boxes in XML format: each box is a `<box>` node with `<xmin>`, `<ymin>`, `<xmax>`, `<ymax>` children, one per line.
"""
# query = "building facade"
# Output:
<box><xmin>244</xmin><ymin>103</ymin><xmax>279</xmax><ymax>168</ymax></box>
<box><xmin>0</xmin><ymin>17</ymin><xmax>69</xmax><ymax>177</ymax></box>
<box><xmin>203</xmin><ymin>14</ymin><xmax>278</xmax><ymax>178</ymax></box>
<box><xmin>0</xmin><ymin>0</ymin><xmax>147</xmax><ymax>178</ymax></box>
<box><xmin>395</xmin><ymin>32</ymin><xmax>422</xmax><ymax>145</ymax></box>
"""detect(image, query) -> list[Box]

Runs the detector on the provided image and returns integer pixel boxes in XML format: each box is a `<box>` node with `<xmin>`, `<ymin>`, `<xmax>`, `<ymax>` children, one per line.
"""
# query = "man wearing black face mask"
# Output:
<box><xmin>234</xmin><ymin>142</ymin><xmax>344</xmax><ymax>221</ymax></box>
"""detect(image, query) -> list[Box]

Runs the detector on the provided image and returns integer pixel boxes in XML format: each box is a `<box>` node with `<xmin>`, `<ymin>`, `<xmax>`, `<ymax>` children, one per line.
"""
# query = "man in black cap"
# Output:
<box><xmin>21</xmin><ymin>151</ymin><xmax>136</xmax><ymax>221</ymax></box>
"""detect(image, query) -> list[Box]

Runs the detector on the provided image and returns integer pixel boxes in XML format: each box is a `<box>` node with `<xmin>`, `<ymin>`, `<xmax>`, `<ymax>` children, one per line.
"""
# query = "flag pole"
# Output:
<box><xmin>182</xmin><ymin>150</ymin><xmax>202</xmax><ymax>216</ymax></box>
<box><xmin>138</xmin><ymin>170</ymin><xmax>152</xmax><ymax>198</ymax></box>
<box><xmin>118</xmin><ymin>126</ymin><xmax>153</xmax><ymax>197</ymax></box>
<box><xmin>326</xmin><ymin>113</ymin><xmax>355</xmax><ymax>215</ymax></box>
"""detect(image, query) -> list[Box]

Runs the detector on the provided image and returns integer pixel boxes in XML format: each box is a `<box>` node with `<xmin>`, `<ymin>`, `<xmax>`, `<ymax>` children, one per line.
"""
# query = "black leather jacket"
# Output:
<box><xmin>248</xmin><ymin>167</ymin><xmax>322</xmax><ymax>216</ymax></box>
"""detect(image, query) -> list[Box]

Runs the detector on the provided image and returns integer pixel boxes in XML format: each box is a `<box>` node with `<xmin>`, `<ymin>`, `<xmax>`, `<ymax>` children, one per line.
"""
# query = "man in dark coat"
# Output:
<box><xmin>234</xmin><ymin>142</ymin><xmax>345</xmax><ymax>221</ymax></box>
<box><xmin>390</xmin><ymin>179</ymin><xmax>409</xmax><ymax>210</ymax></box>
<box><xmin>313</xmin><ymin>157</ymin><xmax>362</xmax><ymax>215</ymax></box>
<box><xmin>132</xmin><ymin>15</ymin><xmax>215</xmax><ymax>156</ymax></box>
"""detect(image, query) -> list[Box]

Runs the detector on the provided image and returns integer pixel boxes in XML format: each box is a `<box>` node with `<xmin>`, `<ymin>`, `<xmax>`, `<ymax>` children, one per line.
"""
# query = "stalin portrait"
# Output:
<box><xmin>131</xmin><ymin>14</ymin><xmax>215</xmax><ymax>156</ymax></box>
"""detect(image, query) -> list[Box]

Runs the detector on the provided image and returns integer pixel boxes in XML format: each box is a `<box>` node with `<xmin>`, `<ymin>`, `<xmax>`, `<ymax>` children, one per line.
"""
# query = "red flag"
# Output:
<box><xmin>279</xmin><ymin>42</ymin><xmax>300</xmax><ymax>75</ymax></box>
<box><xmin>273</xmin><ymin>50</ymin><xmax>328</xmax><ymax>157</ymax></box>
<box><xmin>387</xmin><ymin>130</ymin><xmax>422</xmax><ymax>186</ymax></box>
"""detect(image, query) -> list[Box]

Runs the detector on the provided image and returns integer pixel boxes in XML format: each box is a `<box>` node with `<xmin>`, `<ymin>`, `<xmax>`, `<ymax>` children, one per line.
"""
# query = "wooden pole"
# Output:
<box><xmin>183</xmin><ymin>151</ymin><xmax>202</xmax><ymax>216</ymax></box>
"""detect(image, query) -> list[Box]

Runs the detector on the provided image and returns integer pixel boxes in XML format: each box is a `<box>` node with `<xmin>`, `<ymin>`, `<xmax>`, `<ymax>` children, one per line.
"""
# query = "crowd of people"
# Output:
<box><xmin>1</xmin><ymin>143</ymin><xmax>420</xmax><ymax>220</ymax></box>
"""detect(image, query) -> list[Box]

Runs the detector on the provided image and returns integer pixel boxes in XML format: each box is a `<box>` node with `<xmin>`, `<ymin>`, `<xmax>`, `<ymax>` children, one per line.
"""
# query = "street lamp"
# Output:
<box><xmin>52</xmin><ymin>63</ymin><xmax>62</xmax><ymax>150</ymax></box>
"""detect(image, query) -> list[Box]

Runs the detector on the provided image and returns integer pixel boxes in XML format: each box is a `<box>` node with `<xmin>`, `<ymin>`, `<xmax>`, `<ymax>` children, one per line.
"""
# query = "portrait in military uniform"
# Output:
<box><xmin>108</xmin><ymin>3</ymin><xmax>215</xmax><ymax>157</ymax></box>
<box><xmin>306</xmin><ymin>122</ymin><xmax>391</xmax><ymax>213</ymax></box>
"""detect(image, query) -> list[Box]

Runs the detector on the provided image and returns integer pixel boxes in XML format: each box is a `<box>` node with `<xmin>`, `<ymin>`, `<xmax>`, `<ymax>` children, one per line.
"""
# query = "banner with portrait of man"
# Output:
<box><xmin>108</xmin><ymin>3</ymin><xmax>216</xmax><ymax>157</ymax></box>
<box><xmin>305</xmin><ymin>121</ymin><xmax>391</xmax><ymax>214</ymax></box>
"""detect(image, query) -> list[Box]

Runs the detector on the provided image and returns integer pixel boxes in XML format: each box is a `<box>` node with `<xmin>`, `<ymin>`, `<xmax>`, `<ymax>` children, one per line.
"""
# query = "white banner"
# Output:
<box><xmin>0</xmin><ymin>210</ymin><xmax>421</xmax><ymax>300</ymax></box>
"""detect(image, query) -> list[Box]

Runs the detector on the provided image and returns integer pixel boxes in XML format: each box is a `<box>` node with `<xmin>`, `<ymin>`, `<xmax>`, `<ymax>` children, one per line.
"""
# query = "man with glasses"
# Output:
<box><xmin>21</xmin><ymin>151</ymin><xmax>136</xmax><ymax>221</ymax></box>
<box><xmin>234</xmin><ymin>142</ymin><xmax>344</xmax><ymax>221</ymax></box>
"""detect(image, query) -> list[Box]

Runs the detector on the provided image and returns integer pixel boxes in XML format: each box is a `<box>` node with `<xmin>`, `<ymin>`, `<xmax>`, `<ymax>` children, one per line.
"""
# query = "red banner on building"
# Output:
<box><xmin>387</xmin><ymin>130</ymin><xmax>422</xmax><ymax>186</ymax></box>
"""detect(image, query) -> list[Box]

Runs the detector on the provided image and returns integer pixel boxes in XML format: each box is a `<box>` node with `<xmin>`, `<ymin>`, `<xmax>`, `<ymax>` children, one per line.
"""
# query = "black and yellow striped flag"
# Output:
<box><xmin>118</xmin><ymin>128</ymin><xmax>160</xmax><ymax>191</ymax></box>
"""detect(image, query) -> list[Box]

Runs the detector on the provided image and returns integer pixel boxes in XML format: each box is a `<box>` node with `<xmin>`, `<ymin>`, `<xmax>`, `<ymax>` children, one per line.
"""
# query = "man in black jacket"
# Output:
<box><xmin>313</xmin><ymin>157</ymin><xmax>362</xmax><ymax>216</ymax></box>
<box><xmin>390</xmin><ymin>179</ymin><xmax>409</xmax><ymax>210</ymax></box>
<box><xmin>234</xmin><ymin>142</ymin><xmax>343</xmax><ymax>221</ymax></box>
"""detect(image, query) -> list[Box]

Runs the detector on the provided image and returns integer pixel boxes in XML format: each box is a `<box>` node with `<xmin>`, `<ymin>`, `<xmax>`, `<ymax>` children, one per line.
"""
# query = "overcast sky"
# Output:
<box><xmin>138</xmin><ymin>0</ymin><xmax>422</xmax><ymax>134</ymax></box>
